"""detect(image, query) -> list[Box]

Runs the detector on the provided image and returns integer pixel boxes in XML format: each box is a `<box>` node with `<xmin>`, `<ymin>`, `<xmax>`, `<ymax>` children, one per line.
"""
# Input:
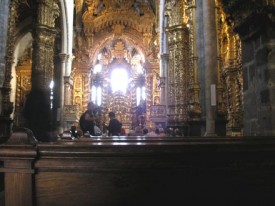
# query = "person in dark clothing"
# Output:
<box><xmin>23</xmin><ymin>89</ymin><xmax>52</xmax><ymax>142</ymax></box>
<box><xmin>106</xmin><ymin>112</ymin><xmax>121</xmax><ymax>136</ymax></box>
<box><xmin>79</xmin><ymin>102</ymin><xmax>97</xmax><ymax>136</ymax></box>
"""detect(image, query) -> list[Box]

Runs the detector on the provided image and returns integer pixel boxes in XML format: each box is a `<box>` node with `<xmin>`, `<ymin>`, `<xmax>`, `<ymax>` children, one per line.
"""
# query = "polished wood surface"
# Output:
<box><xmin>1</xmin><ymin>132</ymin><xmax>275</xmax><ymax>205</ymax></box>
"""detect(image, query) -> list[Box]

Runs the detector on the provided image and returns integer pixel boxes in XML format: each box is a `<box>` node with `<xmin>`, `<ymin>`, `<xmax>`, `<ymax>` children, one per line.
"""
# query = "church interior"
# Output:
<box><xmin>0</xmin><ymin>0</ymin><xmax>275</xmax><ymax>205</ymax></box>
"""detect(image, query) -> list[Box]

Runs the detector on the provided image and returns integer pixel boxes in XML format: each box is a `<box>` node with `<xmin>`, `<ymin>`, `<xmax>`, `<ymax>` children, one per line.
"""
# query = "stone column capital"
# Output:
<box><xmin>160</xmin><ymin>53</ymin><xmax>169</xmax><ymax>59</ymax></box>
<box><xmin>64</xmin><ymin>76</ymin><xmax>73</xmax><ymax>85</ymax></box>
<box><xmin>59</xmin><ymin>53</ymin><xmax>67</xmax><ymax>63</ymax></box>
<box><xmin>158</xmin><ymin>77</ymin><xmax>166</xmax><ymax>87</ymax></box>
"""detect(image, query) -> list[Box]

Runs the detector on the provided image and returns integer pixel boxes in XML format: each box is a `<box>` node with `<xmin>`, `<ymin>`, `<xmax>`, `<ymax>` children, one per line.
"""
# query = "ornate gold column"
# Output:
<box><xmin>165</xmin><ymin>0</ymin><xmax>190</xmax><ymax>127</ymax></box>
<box><xmin>215</xmin><ymin>0</ymin><xmax>227</xmax><ymax>117</ymax></box>
<box><xmin>203</xmin><ymin>0</ymin><xmax>217</xmax><ymax>136</ymax></box>
<box><xmin>0</xmin><ymin>0</ymin><xmax>19</xmax><ymax>136</ymax></box>
<box><xmin>146</xmin><ymin>71</ymin><xmax>153</xmax><ymax>127</ymax></box>
<box><xmin>187</xmin><ymin>0</ymin><xmax>202</xmax><ymax>121</ymax></box>
<box><xmin>31</xmin><ymin>0</ymin><xmax>59</xmax><ymax>91</ymax></box>
<box><xmin>217</xmin><ymin>6</ymin><xmax>243</xmax><ymax>135</ymax></box>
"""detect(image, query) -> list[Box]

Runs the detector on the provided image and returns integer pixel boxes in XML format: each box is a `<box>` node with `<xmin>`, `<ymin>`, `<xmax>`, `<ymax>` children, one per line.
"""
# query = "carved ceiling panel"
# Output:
<box><xmin>74</xmin><ymin>0</ymin><xmax>159</xmax><ymax>72</ymax></box>
<box><xmin>82</xmin><ymin>0</ymin><xmax>155</xmax><ymax>33</ymax></box>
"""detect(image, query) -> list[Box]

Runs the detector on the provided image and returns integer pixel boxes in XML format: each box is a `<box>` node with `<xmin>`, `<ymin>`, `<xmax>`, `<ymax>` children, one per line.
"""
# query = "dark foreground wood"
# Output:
<box><xmin>1</xmin><ymin>132</ymin><xmax>275</xmax><ymax>205</ymax></box>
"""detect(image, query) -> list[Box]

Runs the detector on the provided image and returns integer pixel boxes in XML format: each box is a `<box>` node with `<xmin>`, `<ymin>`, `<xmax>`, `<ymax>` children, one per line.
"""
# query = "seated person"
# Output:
<box><xmin>143</xmin><ymin>128</ymin><xmax>149</xmax><ymax>135</ymax></box>
<box><xmin>79</xmin><ymin>102</ymin><xmax>96</xmax><ymax>136</ymax></box>
<box><xmin>105</xmin><ymin>112</ymin><xmax>121</xmax><ymax>136</ymax></box>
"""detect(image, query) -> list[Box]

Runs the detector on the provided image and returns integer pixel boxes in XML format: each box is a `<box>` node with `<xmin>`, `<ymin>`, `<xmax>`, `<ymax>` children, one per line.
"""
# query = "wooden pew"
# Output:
<box><xmin>1</xmin><ymin>131</ymin><xmax>275</xmax><ymax>205</ymax></box>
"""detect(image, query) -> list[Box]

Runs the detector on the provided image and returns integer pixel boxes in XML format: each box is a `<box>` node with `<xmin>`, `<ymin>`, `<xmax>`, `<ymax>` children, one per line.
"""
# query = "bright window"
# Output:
<box><xmin>111</xmin><ymin>68</ymin><xmax>128</xmax><ymax>94</ymax></box>
<box><xmin>91</xmin><ymin>85</ymin><xmax>102</xmax><ymax>106</ymax></box>
<box><xmin>136</xmin><ymin>86</ymin><xmax>146</xmax><ymax>106</ymax></box>
<box><xmin>93</xmin><ymin>64</ymin><xmax>102</xmax><ymax>74</ymax></box>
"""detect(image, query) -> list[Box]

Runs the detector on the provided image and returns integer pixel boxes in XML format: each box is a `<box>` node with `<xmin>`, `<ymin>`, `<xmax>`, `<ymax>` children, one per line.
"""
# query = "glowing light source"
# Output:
<box><xmin>136</xmin><ymin>87</ymin><xmax>141</xmax><ymax>105</ymax></box>
<box><xmin>49</xmin><ymin>80</ymin><xmax>54</xmax><ymax>89</ymax></box>
<box><xmin>136</xmin><ymin>86</ymin><xmax>146</xmax><ymax>105</ymax></box>
<box><xmin>97</xmin><ymin>53</ymin><xmax>102</xmax><ymax>60</ymax></box>
<box><xmin>91</xmin><ymin>85</ymin><xmax>102</xmax><ymax>106</ymax></box>
<box><xmin>136</xmin><ymin>64</ymin><xmax>144</xmax><ymax>74</ymax></box>
<box><xmin>49</xmin><ymin>80</ymin><xmax>54</xmax><ymax>109</ymax></box>
<box><xmin>93</xmin><ymin>64</ymin><xmax>102</xmax><ymax>74</ymax></box>
<box><xmin>142</xmin><ymin>86</ymin><xmax>146</xmax><ymax>100</ymax></box>
<box><xmin>111</xmin><ymin>68</ymin><xmax>128</xmax><ymax>94</ymax></box>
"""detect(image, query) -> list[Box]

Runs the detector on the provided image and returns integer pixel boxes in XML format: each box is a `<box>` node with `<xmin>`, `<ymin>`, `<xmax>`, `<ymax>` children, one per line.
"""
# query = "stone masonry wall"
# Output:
<box><xmin>243</xmin><ymin>26</ymin><xmax>275</xmax><ymax>135</ymax></box>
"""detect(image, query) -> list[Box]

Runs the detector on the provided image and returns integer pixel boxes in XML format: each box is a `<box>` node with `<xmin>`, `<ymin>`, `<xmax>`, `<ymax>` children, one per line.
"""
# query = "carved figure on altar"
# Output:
<box><xmin>133</xmin><ymin>0</ymin><xmax>144</xmax><ymax>16</ymax></box>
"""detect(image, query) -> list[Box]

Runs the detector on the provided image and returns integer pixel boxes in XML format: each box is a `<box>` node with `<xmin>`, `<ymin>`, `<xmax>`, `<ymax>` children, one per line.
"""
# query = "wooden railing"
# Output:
<box><xmin>1</xmin><ymin>130</ymin><xmax>275</xmax><ymax>205</ymax></box>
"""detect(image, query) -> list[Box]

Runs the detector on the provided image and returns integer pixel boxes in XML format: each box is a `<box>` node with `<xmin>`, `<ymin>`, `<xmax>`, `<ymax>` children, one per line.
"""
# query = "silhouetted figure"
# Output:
<box><xmin>23</xmin><ymin>89</ymin><xmax>52</xmax><ymax>142</ymax></box>
<box><xmin>106</xmin><ymin>112</ymin><xmax>121</xmax><ymax>136</ymax></box>
<box><xmin>79</xmin><ymin>102</ymin><xmax>97</xmax><ymax>136</ymax></box>
<box><xmin>143</xmin><ymin>128</ymin><xmax>149</xmax><ymax>135</ymax></box>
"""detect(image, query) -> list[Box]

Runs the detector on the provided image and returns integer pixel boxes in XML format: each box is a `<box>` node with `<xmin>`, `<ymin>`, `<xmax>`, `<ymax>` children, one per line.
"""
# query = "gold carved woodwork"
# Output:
<box><xmin>32</xmin><ymin>0</ymin><xmax>59</xmax><ymax>91</ymax></box>
<box><xmin>81</xmin><ymin>0</ymin><xmax>156</xmax><ymax>63</ymax></box>
<box><xmin>223</xmin><ymin>68</ymin><xmax>243</xmax><ymax>135</ymax></box>
<box><xmin>215</xmin><ymin>0</ymin><xmax>227</xmax><ymax>117</ymax></box>
<box><xmin>108</xmin><ymin>93</ymin><xmax>132</xmax><ymax>130</ymax></box>
<box><xmin>185</xmin><ymin>0</ymin><xmax>202</xmax><ymax>121</ymax></box>
<box><xmin>73</xmin><ymin>0</ymin><xmax>159</xmax><ymax>129</ymax></box>
<box><xmin>14</xmin><ymin>48</ymin><xmax>32</xmax><ymax>126</ymax></box>
<box><xmin>72</xmin><ymin>71</ymin><xmax>91</xmax><ymax>115</ymax></box>
<box><xmin>110</xmin><ymin>41</ymin><xmax>129</xmax><ymax>61</ymax></box>
<box><xmin>82</xmin><ymin>0</ymin><xmax>155</xmax><ymax>34</ymax></box>
<box><xmin>150</xmin><ymin>105</ymin><xmax>166</xmax><ymax>124</ymax></box>
<box><xmin>217</xmin><ymin>0</ymin><xmax>243</xmax><ymax>134</ymax></box>
<box><xmin>165</xmin><ymin>0</ymin><xmax>190</xmax><ymax>126</ymax></box>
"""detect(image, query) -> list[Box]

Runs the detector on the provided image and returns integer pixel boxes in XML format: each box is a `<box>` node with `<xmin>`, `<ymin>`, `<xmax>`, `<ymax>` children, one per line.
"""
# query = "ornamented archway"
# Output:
<box><xmin>72</xmin><ymin>0</ymin><xmax>159</xmax><ymax>132</ymax></box>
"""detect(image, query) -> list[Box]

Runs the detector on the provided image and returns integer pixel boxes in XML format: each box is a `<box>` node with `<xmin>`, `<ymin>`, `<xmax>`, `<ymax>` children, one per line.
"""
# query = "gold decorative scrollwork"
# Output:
<box><xmin>166</xmin><ymin>0</ymin><xmax>190</xmax><ymax>126</ymax></box>
<box><xmin>217</xmin><ymin>0</ymin><xmax>243</xmax><ymax>135</ymax></box>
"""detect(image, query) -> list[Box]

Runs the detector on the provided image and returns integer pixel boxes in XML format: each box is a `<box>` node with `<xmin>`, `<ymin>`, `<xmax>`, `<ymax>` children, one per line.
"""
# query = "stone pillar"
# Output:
<box><xmin>268</xmin><ymin>41</ymin><xmax>275</xmax><ymax>135</ymax></box>
<box><xmin>0</xmin><ymin>0</ymin><xmax>19</xmax><ymax>136</ymax></box>
<box><xmin>57</xmin><ymin>53</ymin><xmax>67</xmax><ymax>133</ymax></box>
<box><xmin>160</xmin><ymin>54</ymin><xmax>168</xmax><ymax>105</ymax></box>
<box><xmin>0</xmin><ymin>0</ymin><xmax>9</xmax><ymax>87</ymax></box>
<box><xmin>222</xmin><ymin>0</ymin><xmax>275</xmax><ymax>135</ymax></box>
<box><xmin>65</xmin><ymin>54</ymin><xmax>74</xmax><ymax>76</ymax></box>
<box><xmin>24</xmin><ymin>0</ymin><xmax>60</xmax><ymax>141</ymax></box>
<box><xmin>203</xmin><ymin>0</ymin><xmax>217</xmax><ymax>136</ymax></box>
<box><xmin>64</xmin><ymin>76</ymin><xmax>73</xmax><ymax>105</ymax></box>
<box><xmin>160</xmin><ymin>2</ymin><xmax>168</xmax><ymax>114</ymax></box>
<box><xmin>64</xmin><ymin>54</ymin><xmax>74</xmax><ymax>105</ymax></box>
